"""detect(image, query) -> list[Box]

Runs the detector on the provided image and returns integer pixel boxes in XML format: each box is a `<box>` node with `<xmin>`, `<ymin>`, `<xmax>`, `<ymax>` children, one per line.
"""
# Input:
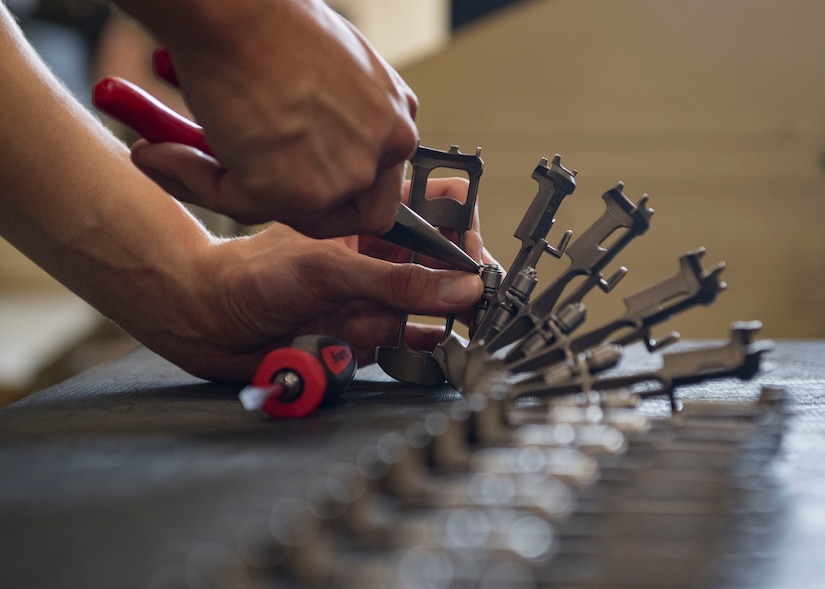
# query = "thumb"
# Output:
<box><xmin>316</xmin><ymin>248</ymin><xmax>484</xmax><ymax>314</ymax></box>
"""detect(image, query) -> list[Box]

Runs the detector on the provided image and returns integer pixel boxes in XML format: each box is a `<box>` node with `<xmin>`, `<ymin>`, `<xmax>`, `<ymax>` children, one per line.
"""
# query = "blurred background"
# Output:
<box><xmin>2</xmin><ymin>0</ymin><xmax>823</xmax><ymax>403</ymax></box>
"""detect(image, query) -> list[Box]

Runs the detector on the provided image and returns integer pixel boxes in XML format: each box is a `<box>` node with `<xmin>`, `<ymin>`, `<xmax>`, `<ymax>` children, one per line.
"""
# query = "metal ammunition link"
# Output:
<box><xmin>471</xmin><ymin>263</ymin><xmax>505</xmax><ymax>334</ymax></box>
<box><xmin>486</xmin><ymin>267</ymin><xmax>538</xmax><ymax>339</ymax></box>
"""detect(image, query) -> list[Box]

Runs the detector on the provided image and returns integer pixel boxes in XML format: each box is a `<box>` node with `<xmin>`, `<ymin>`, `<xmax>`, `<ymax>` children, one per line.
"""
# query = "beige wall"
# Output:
<box><xmin>327</xmin><ymin>0</ymin><xmax>450</xmax><ymax>67</ymax></box>
<box><xmin>401</xmin><ymin>0</ymin><xmax>825</xmax><ymax>339</ymax></box>
<box><xmin>0</xmin><ymin>240</ymin><xmax>64</xmax><ymax>292</ymax></box>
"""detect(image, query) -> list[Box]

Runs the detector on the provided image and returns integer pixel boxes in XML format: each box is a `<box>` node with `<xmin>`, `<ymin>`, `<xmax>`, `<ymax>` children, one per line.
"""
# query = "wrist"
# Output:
<box><xmin>98</xmin><ymin>228</ymin><xmax>227</xmax><ymax>374</ymax></box>
<box><xmin>164</xmin><ymin>237</ymin><xmax>276</xmax><ymax>381</ymax></box>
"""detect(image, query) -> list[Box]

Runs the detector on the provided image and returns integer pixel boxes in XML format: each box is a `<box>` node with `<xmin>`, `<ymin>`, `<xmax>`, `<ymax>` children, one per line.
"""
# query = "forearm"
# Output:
<box><xmin>0</xmin><ymin>7</ymin><xmax>216</xmax><ymax>346</ymax></box>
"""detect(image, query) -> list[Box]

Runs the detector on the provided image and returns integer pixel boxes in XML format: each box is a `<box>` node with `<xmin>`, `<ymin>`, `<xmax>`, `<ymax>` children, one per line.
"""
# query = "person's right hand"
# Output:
<box><xmin>119</xmin><ymin>0</ymin><xmax>419</xmax><ymax>238</ymax></box>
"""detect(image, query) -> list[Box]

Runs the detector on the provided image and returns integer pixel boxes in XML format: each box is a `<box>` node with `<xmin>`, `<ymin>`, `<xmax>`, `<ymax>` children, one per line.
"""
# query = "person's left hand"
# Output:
<box><xmin>130</xmin><ymin>172</ymin><xmax>497</xmax><ymax>382</ymax></box>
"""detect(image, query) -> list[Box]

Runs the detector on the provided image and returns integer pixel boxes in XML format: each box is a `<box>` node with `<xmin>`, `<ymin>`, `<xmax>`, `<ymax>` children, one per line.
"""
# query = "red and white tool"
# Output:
<box><xmin>239</xmin><ymin>335</ymin><xmax>357</xmax><ymax>419</ymax></box>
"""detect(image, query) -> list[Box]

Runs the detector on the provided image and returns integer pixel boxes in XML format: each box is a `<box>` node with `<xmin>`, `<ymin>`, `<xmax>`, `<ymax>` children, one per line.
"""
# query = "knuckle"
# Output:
<box><xmin>389</xmin><ymin>263</ymin><xmax>435</xmax><ymax>309</ymax></box>
<box><xmin>389</xmin><ymin>116</ymin><xmax>419</xmax><ymax>161</ymax></box>
<box><xmin>368</xmin><ymin>106</ymin><xmax>418</xmax><ymax>166</ymax></box>
<box><xmin>407</xmin><ymin>90</ymin><xmax>419</xmax><ymax>120</ymax></box>
<box><xmin>355</xmin><ymin>192</ymin><xmax>399</xmax><ymax>236</ymax></box>
<box><xmin>354</xmin><ymin>208</ymin><xmax>395</xmax><ymax>236</ymax></box>
<box><xmin>344</xmin><ymin>160</ymin><xmax>378</xmax><ymax>194</ymax></box>
<box><xmin>363</xmin><ymin>213</ymin><xmax>396</xmax><ymax>236</ymax></box>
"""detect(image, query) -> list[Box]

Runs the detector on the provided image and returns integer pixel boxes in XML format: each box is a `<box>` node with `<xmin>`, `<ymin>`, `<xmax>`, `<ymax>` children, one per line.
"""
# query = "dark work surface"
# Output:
<box><xmin>0</xmin><ymin>348</ymin><xmax>462</xmax><ymax>589</ymax></box>
<box><xmin>1</xmin><ymin>342</ymin><xmax>824</xmax><ymax>588</ymax></box>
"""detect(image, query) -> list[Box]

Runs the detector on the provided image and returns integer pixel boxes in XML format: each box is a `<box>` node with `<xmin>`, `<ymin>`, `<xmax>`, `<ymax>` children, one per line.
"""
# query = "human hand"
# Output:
<box><xmin>2</xmin><ymin>0</ymin><xmax>493</xmax><ymax>386</ymax></box>
<box><xmin>173</xmin><ymin>233</ymin><xmax>478</xmax><ymax>382</ymax></box>
<box><xmin>133</xmin><ymin>176</ymin><xmax>493</xmax><ymax>381</ymax></box>
<box><xmin>119</xmin><ymin>0</ymin><xmax>418</xmax><ymax>238</ymax></box>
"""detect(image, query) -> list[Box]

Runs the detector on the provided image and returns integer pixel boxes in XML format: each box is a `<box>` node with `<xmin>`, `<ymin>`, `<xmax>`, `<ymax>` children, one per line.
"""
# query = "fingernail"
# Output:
<box><xmin>437</xmin><ymin>274</ymin><xmax>481</xmax><ymax>305</ymax></box>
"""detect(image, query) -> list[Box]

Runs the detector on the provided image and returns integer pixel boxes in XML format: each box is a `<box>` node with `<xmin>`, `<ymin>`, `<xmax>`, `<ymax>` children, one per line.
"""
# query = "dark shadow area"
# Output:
<box><xmin>451</xmin><ymin>0</ymin><xmax>534</xmax><ymax>29</ymax></box>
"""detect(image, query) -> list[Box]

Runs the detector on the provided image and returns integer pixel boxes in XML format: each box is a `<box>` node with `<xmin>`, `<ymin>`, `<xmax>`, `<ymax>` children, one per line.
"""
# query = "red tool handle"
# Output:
<box><xmin>251</xmin><ymin>335</ymin><xmax>357</xmax><ymax>419</ymax></box>
<box><xmin>92</xmin><ymin>76</ymin><xmax>214</xmax><ymax>157</ymax></box>
<box><xmin>152</xmin><ymin>47</ymin><xmax>179</xmax><ymax>88</ymax></box>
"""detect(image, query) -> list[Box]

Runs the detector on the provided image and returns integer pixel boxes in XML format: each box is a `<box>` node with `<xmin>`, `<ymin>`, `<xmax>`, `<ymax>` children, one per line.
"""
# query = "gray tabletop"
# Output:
<box><xmin>1</xmin><ymin>341</ymin><xmax>823</xmax><ymax>588</ymax></box>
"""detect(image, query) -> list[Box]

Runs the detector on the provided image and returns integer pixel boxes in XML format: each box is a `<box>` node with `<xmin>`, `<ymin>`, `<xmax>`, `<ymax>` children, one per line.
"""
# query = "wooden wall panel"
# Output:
<box><xmin>402</xmin><ymin>0</ymin><xmax>825</xmax><ymax>338</ymax></box>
